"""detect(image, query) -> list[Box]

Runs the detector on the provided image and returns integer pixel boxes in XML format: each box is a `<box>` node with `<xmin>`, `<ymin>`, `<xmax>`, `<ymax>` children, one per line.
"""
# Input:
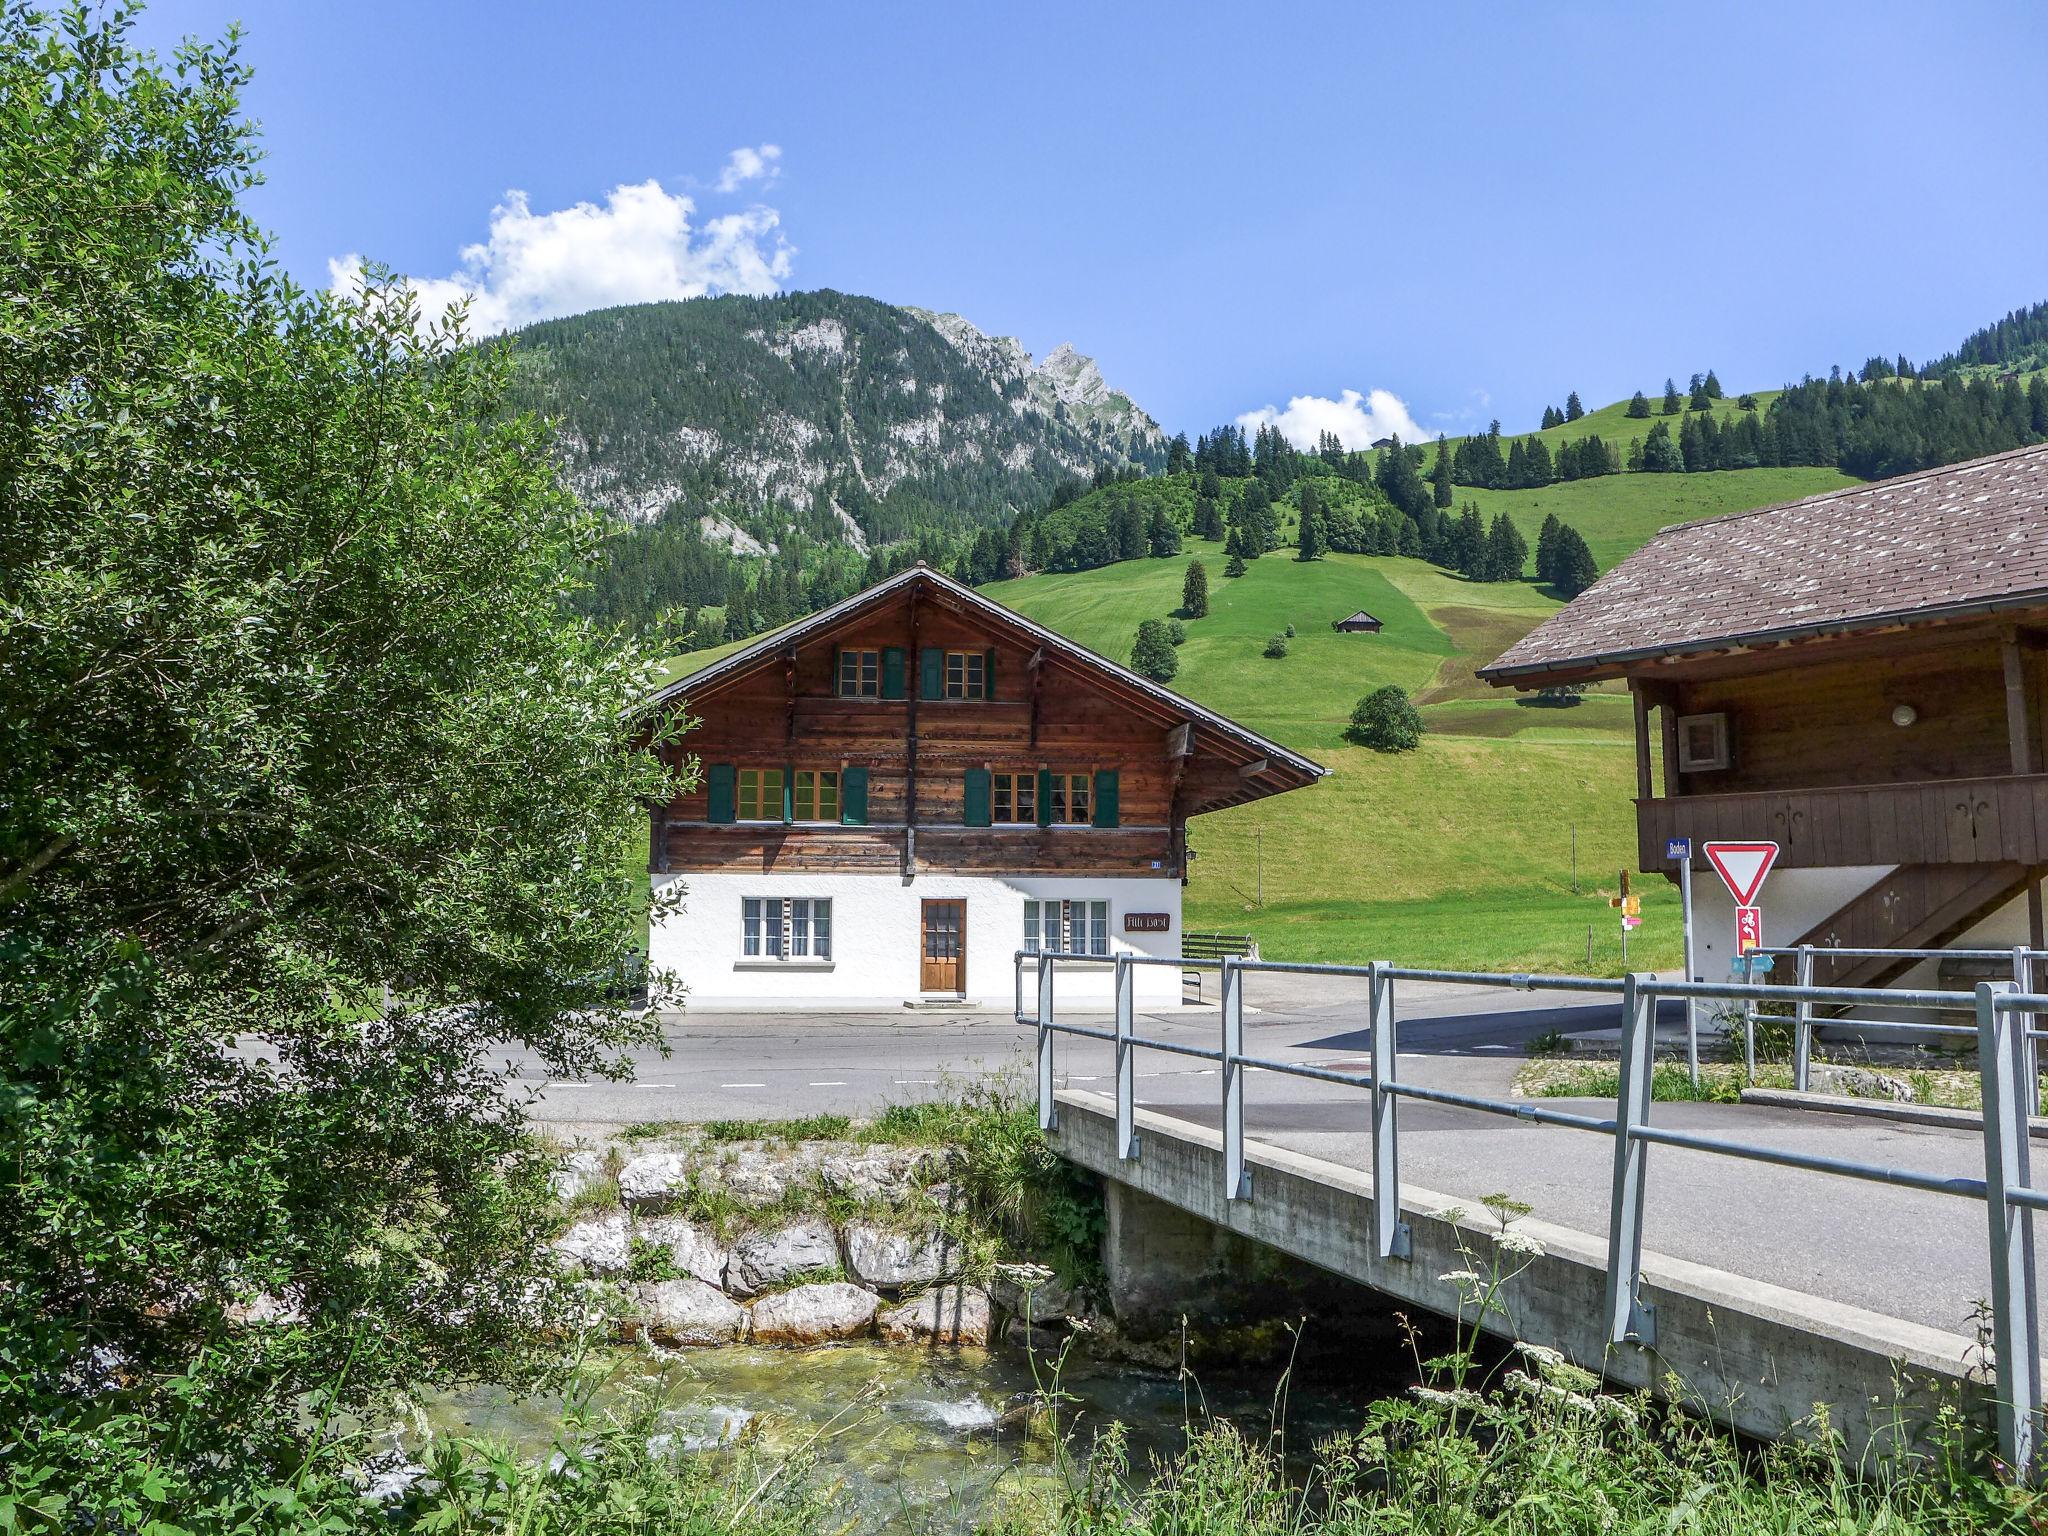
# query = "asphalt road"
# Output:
<box><xmin>522</xmin><ymin>970</ymin><xmax>2010</xmax><ymax>1342</ymax></box>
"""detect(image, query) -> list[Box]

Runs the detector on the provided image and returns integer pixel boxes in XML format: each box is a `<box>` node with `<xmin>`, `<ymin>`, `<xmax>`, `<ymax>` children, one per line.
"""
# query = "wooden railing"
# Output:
<box><xmin>1637</xmin><ymin>771</ymin><xmax>2048</xmax><ymax>871</ymax></box>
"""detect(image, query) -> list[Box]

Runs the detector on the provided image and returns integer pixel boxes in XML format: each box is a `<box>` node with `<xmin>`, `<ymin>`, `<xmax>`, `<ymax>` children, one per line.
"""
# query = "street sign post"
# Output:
<box><xmin>1668</xmin><ymin>838</ymin><xmax>1698</xmax><ymax>1086</ymax></box>
<box><xmin>1704</xmin><ymin>841</ymin><xmax>1779</xmax><ymax>906</ymax></box>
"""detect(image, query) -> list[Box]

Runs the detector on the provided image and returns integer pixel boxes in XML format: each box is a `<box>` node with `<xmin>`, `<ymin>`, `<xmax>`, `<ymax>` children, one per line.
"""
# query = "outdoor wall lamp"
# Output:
<box><xmin>1890</xmin><ymin>703</ymin><xmax>1919</xmax><ymax>728</ymax></box>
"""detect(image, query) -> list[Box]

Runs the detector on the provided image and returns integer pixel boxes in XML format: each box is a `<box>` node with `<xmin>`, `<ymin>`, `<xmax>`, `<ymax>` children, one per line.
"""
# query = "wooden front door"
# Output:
<box><xmin>920</xmin><ymin>900</ymin><xmax>965</xmax><ymax>993</ymax></box>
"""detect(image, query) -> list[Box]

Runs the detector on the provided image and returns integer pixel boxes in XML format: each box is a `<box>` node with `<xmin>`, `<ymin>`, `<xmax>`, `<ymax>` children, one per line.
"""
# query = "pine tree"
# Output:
<box><xmin>1224</xmin><ymin>527</ymin><xmax>1243</xmax><ymax>558</ymax></box>
<box><xmin>1551</xmin><ymin>525</ymin><xmax>1599</xmax><ymax>598</ymax></box>
<box><xmin>1687</xmin><ymin>372</ymin><xmax>1711</xmax><ymax>411</ymax></box>
<box><xmin>1540</xmin><ymin>404</ymin><xmax>1561</xmax><ymax>430</ymax></box>
<box><xmin>1224</xmin><ymin>551</ymin><xmax>1247</xmax><ymax>578</ymax></box>
<box><xmin>1626</xmin><ymin>390</ymin><xmax>1652</xmax><ymax>419</ymax></box>
<box><xmin>1703</xmin><ymin>369</ymin><xmax>1723</xmax><ymax>400</ymax></box>
<box><xmin>1147</xmin><ymin>505</ymin><xmax>1181</xmax><ymax>558</ymax></box>
<box><xmin>1661</xmin><ymin>378</ymin><xmax>1682</xmax><ymax>415</ymax></box>
<box><xmin>1565</xmin><ymin>391</ymin><xmax>1585</xmax><ymax>421</ymax></box>
<box><xmin>1535</xmin><ymin>513</ymin><xmax>1562</xmax><ymax>585</ymax></box>
<box><xmin>1181</xmin><ymin>557</ymin><xmax>1210</xmax><ymax>617</ymax></box>
<box><xmin>1485</xmin><ymin>512</ymin><xmax>1528</xmax><ymax>581</ymax></box>
<box><xmin>1430</xmin><ymin>437</ymin><xmax>1455</xmax><ymax>508</ymax></box>
<box><xmin>1456</xmin><ymin>503</ymin><xmax>1487</xmax><ymax>579</ymax></box>
<box><xmin>1297</xmin><ymin>497</ymin><xmax>1323</xmax><ymax>560</ymax></box>
<box><xmin>1166</xmin><ymin>433</ymin><xmax>1192</xmax><ymax>474</ymax></box>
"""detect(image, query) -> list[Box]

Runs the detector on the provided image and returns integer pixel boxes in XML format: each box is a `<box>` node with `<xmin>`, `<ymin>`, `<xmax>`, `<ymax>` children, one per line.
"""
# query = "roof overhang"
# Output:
<box><xmin>1479</xmin><ymin>587</ymin><xmax>2048</xmax><ymax>689</ymax></box>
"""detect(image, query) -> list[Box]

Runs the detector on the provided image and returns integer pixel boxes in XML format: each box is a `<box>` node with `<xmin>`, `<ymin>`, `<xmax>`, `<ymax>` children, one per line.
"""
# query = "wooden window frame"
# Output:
<box><xmin>1048</xmin><ymin>771</ymin><xmax>1093</xmax><ymax>826</ymax></box>
<box><xmin>943</xmin><ymin>649</ymin><xmax>987</xmax><ymax>700</ymax></box>
<box><xmin>791</xmin><ymin>768</ymin><xmax>841</xmax><ymax>824</ymax></box>
<box><xmin>735</xmin><ymin>767</ymin><xmax>785</xmax><ymax>823</ymax></box>
<box><xmin>837</xmin><ymin>648</ymin><xmax>881</xmax><ymax>699</ymax></box>
<box><xmin>992</xmin><ymin>770</ymin><xmax>1036</xmax><ymax>826</ymax></box>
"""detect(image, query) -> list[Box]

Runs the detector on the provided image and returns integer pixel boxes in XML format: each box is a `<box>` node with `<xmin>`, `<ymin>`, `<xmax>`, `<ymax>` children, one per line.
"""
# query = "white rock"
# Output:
<box><xmin>878</xmin><ymin>1286</ymin><xmax>992</xmax><ymax>1347</ymax></box>
<box><xmin>708</xmin><ymin>1148</ymin><xmax>803</xmax><ymax>1204</ymax></box>
<box><xmin>822</xmin><ymin>1147</ymin><xmax>937</xmax><ymax>1203</ymax></box>
<box><xmin>618</xmin><ymin>1153</ymin><xmax>691</xmax><ymax>1207</ymax></box>
<box><xmin>845</xmin><ymin>1225</ymin><xmax>956</xmax><ymax>1289</ymax></box>
<box><xmin>749</xmin><ymin>1282</ymin><xmax>880</xmax><ymax>1345</ymax></box>
<box><xmin>636</xmin><ymin>1216</ymin><xmax>729</xmax><ymax>1287</ymax></box>
<box><xmin>629</xmin><ymin>1279</ymin><xmax>748</xmax><ymax>1346</ymax></box>
<box><xmin>551</xmin><ymin>1213</ymin><xmax>630</xmax><ymax>1277</ymax></box>
<box><xmin>550</xmin><ymin>1149</ymin><xmax>609</xmax><ymax>1203</ymax></box>
<box><xmin>725</xmin><ymin>1219</ymin><xmax>841</xmax><ymax>1296</ymax></box>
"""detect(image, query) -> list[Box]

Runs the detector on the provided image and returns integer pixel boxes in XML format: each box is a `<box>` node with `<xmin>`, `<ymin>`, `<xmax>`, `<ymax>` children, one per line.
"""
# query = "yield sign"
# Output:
<box><xmin>1704</xmin><ymin>841</ymin><xmax>1779</xmax><ymax>905</ymax></box>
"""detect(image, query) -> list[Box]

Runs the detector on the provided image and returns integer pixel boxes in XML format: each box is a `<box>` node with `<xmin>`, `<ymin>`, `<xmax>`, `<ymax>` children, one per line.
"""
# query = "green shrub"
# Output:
<box><xmin>1263</xmin><ymin>634</ymin><xmax>1289</xmax><ymax>658</ymax></box>
<box><xmin>1347</xmin><ymin>684</ymin><xmax>1424</xmax><ymax>750</ymax></box>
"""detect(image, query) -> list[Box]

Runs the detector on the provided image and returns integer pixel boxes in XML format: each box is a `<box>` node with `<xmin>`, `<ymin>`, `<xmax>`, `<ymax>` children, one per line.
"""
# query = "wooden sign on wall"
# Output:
<box><xmin>1124</xmin><ymin>912</ymin><xmax>1171</xmax><ymax>932</ymax></box>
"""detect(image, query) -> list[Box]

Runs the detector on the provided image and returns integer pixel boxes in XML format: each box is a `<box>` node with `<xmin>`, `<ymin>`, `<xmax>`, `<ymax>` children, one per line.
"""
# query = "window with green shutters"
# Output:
<box><xmin>881</xmin><ymin>647</ymin><xmax>907</xmax><ymax>700</ymax></box>
<box><xmin>1092</xmin><ymin>768</ymin><xmax>1121</xmax><ymax>828</ymax></box>
<box><xmin>706</xmin><ymin>763</ymin><xmax>736</xmax><ymax>824</ymax></box>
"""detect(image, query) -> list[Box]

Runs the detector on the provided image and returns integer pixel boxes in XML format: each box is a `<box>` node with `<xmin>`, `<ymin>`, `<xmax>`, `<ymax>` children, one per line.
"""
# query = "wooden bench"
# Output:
<box><xmin>1182</xmin><ymin>931</ymin><xmax>1258</xmax><ymax>1002</ymax></box>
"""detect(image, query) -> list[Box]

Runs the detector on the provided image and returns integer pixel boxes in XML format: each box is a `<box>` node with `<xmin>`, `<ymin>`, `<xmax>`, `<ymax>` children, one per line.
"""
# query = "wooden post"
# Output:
<box><xmin>1657</xmin><ymin>685</ymin><xmax>1681</xmax><ymax>799</ymax></box>
<box><xmin>1629</xmin><ymin>681</ymin><xmax>1654</xmax><ymax>803</ymax></box>
<box><xmin>2005</xmin><ymin>630</ymin><xmax>2035</xmax><ymax>776</ymax></box>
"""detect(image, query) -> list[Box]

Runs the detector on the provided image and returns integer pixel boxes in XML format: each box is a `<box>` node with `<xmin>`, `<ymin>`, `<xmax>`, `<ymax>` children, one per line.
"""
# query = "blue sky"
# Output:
<box><xmin>142</xmin><ymin>1</ymin><xmax>2048</xmax><ymax>443</ymax></box>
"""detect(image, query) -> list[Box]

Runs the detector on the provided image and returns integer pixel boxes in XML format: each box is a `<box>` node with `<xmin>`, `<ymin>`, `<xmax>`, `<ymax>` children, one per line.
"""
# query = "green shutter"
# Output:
<box><xmin>984</xmin><ymin>647</ymin><xmax>998</xmax><ymax>700</ymax></box>
<box><xmin>841</xmin><ymin>766</ymin><xmax>869</xmax><ymax>826</ymax></box>
<box><xmin>964</xmin><ymin>768</ymin><xmax>992</xmax><ymax>827</ymax></box>
<box><xmin>707</xmin><ymin>763</ymin><xmax>736</xmax><ymax>824</ymax></box>
<box><xmin>881</xmin><ymin>646</ymin><xmax>906</xmax><ymax>700</ymax></box>
<box><xmin>1093</xmin><ymin>769</ymin><xmax>1121</xmax><ymax>828</ymax></box>
<box><xmin>919</xmin><ymin>646</ymin><xmax>944</xmax><ymax>700</ymax></box>
<box><xmin>782</xmin><ymin>763</ymin><xmax>795</xmax><ymax>823</ymax></box>
<box><xmin>1036</xmin><ymin>768</ymin><xmax>1053</xmax><ymax>828</ymax></box>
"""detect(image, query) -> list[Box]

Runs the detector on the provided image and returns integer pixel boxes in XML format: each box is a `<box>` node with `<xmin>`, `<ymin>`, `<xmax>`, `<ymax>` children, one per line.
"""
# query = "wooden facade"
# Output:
<box><xmin>644</xmin><ymin>566</ymin><xmax>1325</xmax><ymax>884</ymax></box>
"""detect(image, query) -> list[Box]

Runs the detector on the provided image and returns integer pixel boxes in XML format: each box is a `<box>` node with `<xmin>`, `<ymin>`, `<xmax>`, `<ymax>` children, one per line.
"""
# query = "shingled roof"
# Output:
<box><xmin>1480</xmin><ymin>442</ymin><xmax>2048</xmax><ymax>686</ymax></box>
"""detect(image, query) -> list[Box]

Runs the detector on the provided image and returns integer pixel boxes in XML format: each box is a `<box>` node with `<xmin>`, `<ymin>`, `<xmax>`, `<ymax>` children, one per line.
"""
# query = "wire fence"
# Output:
<box><xmin>1015</xmin><ymin>949</ymin><xmax>2048</xmax><ymax>1480</ymax></box>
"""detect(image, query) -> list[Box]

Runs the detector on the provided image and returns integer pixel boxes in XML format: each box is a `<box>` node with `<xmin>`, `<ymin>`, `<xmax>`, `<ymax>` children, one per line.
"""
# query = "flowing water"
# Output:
<box><xmin>423</xmin><ymin>1342</ymin><xmax>1396</xmax><ymax>1533</ymax></box>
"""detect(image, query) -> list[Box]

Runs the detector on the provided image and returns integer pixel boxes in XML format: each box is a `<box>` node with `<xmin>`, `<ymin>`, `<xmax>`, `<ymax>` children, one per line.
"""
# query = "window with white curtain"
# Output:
<box><xmin>742</xmin><ymin>897</ymin><xmax>832</xmax><ymax>961</ymax></box>
<box><xmin>1023</xmin><ymin>897</ymin><xmax>1108</xmax><ymax>956</ymax></box>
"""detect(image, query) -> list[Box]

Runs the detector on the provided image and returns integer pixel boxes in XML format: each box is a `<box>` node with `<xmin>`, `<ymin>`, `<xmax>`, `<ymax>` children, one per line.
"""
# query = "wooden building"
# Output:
<box><xmin>1332</xmin><ymin>611</ymin><xmax>1385</xmax><ymax>634</ymax></box>
<box><xmin>641</xmin><ymin>565</ymin><xmax>1325</xmax><ymax>1008</ymax></box>
<box><xmin>1480</xmin><ymin>443</ymin><xmax>2048</xmax><ymax>988</ymax></box>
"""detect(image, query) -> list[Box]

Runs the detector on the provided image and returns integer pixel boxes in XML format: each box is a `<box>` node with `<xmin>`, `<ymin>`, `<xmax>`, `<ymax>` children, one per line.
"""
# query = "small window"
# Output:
<box><xmin>1024</xmin><ymin>897</ymin><xmax>1109</xmax><ymax>956</ymax></box>
<box><xmin>993</xmin><ymin>771</ymin><xmax>1036</xmax><ymax>825</ymax></box>
<box><xmin>736</xmin><ymin>767</ymin><xmax>785</xmax><ymax>821</ymax></box>
<box><xmin>1676</xmin><ymin>713</ymin><xmax>1731</xmax><ymax>773</ymax></box>
<box><xmin>1049</xmin><ymin>772</ymin><xmax>1092</xmax><ymax>825</ymax></box>
<box><xmin>838</xmin><ymin>649</ymin><xmax>880</xmax><ymax>698</ymax></box>
<box><xmin>792</xmin><ymin>769</ymin><xmax>840</xmax><ymax>823</ymax></box>
<box><xmin>944</xmin><ymin>650</ymin><xmax>986</xmax><ymax>699</ymax></box>
<box><xmin>743</xmin><ymin>897</ymin><xmax>831</xmax><ymax>961</ymax></box>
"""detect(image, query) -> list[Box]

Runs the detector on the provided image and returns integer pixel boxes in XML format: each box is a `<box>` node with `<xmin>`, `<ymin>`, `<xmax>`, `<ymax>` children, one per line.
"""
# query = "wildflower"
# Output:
<box><xmin>1409</xmin><ymin>1385</ymin><xmax>1484</xmax><ymax>1409</ymax></box>
<box><xmin>1495</xmin><ymin>1230</ymin><xmax>1546</xmax><ymax>1257</ymax></box>
<box><xmin>1437</xmin><ymin>1270</ymin><xmax>1480</xmax><ymax>1285</ymax></box>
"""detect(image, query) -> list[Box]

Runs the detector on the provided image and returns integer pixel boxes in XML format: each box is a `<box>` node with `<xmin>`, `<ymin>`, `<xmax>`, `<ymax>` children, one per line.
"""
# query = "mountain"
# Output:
<box><xmin>508</xmin><ymin>290</ymin><xmax>1163</xmax><ymax>559</ymax></box>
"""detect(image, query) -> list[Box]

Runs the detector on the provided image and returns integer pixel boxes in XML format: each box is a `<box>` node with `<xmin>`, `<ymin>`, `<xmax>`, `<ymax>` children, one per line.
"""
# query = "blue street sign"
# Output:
<box><xmin>1666</xmin><ymin>838</ymin><xmax>1692</xmax><ymax>860</ymax></box>
<box><xmin>1729</xmin><ymin>953</ymin><xmax>1775</xmax><ymax>977</ymax></box>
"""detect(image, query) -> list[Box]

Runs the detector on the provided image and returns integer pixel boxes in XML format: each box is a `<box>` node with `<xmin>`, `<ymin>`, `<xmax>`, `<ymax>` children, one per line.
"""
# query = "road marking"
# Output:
<box><xmin>808</xmin><ymin>1080</ymin><xmax>848</xmax><ymax>1086</ymax></box>
<box><xmin>1070</xmin><ymin>1075</ymin><xmax>1100</xmax><ymax>1082</ymax></box>
<box><xmin>893</xmin><ymin>1078</ymin><xmax>938</xmax><ymax>1086</ymax></box>
<box><xmin>720</xmin><ymin>1082</ymin><xmax>768</xmax><ymax>1088</ymax></box>
<box><xmin>632</xmin><ymin>1082</ymin><xmax>678</xmax><ymax>1089</ymax></box>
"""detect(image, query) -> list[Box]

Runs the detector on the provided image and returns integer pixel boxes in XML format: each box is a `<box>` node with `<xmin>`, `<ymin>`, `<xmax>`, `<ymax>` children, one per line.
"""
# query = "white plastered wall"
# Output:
<box><xmin>649</xmin><ymin>870</ymin><xmax>1185</xmax><ymax>1010</ymax></box>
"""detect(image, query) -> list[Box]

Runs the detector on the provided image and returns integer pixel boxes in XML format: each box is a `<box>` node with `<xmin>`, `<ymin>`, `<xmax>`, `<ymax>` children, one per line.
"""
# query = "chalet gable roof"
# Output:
<box><xmin>645</xmin><ymin>564</ymin><xmax>1327</xmax><ymax>786</ymax></box>
<box><xmin>1481</xmin><ymin>442</ymin><xmax>2048</xmax><ymax>686</ymax></box>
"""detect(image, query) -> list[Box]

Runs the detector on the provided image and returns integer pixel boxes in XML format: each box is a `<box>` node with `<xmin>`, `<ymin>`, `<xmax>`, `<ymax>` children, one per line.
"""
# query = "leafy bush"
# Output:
<box><xmin>1167</xmin><ymin>618</ymin><xmax>1186</xmax><ymax>646</ymax></box>
<box><xmin>1132</xmin><ymin>618</ymin><xmax>1179</xmax><ymax>682</ymax></box>
<box><xmin>1347</xmin><ymin>685</ymin><xmax>1424</xmax><ymax>750</ymax></box>
<box><xmin>1263</xmin><ymin>634</ymin><xmax>1289</xmax><ymax>658</ymax></box>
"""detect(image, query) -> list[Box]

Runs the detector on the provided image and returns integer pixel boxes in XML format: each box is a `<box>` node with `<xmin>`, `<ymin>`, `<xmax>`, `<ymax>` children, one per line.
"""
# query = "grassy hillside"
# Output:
<box><xmin>981</xmin><ymin>543</ymin><xmax>1676</xmax><ymax>971</ymax></box>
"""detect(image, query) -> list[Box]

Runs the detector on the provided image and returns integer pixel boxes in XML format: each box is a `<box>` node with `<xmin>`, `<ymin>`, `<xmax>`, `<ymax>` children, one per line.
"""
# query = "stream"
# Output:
<box><xmin>423</xmin><ymin>1341</ymin><xmax>1404</xmax><ymax>1532</ymax></box>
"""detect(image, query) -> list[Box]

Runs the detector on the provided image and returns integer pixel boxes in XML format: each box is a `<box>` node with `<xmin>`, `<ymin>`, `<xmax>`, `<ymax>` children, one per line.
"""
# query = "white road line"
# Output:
<box><xmin>893</xmin><ymin>1079</ymin><xmax>938</xmax><ymax>1086</ymax></box>
<box><xmin>1069</xmin><ymin>1075</ymin><xmax>1101</xmax><ymax>1082</ymax></box>
<box><xmin>632</xmin><ymin>1082</ymin><xmax>678</xmax><ymax>1089</ymax></box>
<box><xmin>808</xmin><ymin>1080</ymin><xmax>848</xmax><ymax>1086</ymax></box>
<box><xmin>720</xmin><ymin>1082</ymin><xmax>767</xmax><ymax>1088</ymax></box>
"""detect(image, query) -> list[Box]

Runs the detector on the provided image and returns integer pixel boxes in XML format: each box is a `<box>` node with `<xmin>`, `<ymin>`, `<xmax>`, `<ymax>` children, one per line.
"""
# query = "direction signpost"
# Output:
<box><xmin>1667</xmin><ymin>838</ymin><xmax>1697</xmax><ymax>1084</ymax></box>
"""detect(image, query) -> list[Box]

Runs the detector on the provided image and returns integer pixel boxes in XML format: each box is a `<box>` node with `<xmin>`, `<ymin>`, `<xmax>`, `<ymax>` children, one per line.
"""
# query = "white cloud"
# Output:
<box><xmin>1236</xmin><ymin>388</ymin><xmax>1431</xmax><ymax>450</ymax></box>
<box><xmin>715</xmin><ymin>142</ymin><xmax>782</xmax><ymax>192</ymax></box>
<box><xmin>329</xmin><ymin>173</ymin><xmax>794</xmax><ymax>338</ymax></box>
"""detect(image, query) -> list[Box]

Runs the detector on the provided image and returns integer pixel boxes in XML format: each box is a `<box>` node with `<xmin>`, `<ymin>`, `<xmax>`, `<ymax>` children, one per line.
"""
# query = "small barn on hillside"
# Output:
<box><xmin>1332</xmin><ymin>611</ymin><xmax>1384</xmax><ymax>633</ymax></box>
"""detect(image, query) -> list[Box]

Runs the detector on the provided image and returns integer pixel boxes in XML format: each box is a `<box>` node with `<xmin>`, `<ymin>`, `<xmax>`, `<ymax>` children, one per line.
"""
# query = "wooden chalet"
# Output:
<box><xmin>641</xmin><ymin>565</ymin><xmax>1325</xmax><ymax>1008</ymax></box>
<box><xmin>1332</xmin><ymin>611</ymin><xmax>1384</xmax><ymax>633</ymax></box>
<box><xmin>1479</xmin><ymin>443</ymin><xmax>2048</xmax><ymax>988</ymax></box>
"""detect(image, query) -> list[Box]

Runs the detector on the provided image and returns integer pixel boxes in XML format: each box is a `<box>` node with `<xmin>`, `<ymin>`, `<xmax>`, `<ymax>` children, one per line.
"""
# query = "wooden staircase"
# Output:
<box><xmin>1790</xmin><ymin>862</ymin><xmax>2041</xmax><ymax>990</ymax></box>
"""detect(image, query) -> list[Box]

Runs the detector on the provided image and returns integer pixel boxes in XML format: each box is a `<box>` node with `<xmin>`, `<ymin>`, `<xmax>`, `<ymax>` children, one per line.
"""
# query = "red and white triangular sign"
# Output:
<box><xmin>1704</xmin><ymin>841</ymin><xmax>1779</xmax><ymax>905</ymax></box>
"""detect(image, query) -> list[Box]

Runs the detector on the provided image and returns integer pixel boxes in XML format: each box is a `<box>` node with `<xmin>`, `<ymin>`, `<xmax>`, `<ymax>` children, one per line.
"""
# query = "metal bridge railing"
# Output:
<box><xmin>1741</xmin><ymin>944</ymin><xmax>2046</xmax><ymax>1092</ymax></box>
<box><xmin>1014</xmin><ymin>949</ymin><xmax>2048</xmax><ymax>1479</ymax></box>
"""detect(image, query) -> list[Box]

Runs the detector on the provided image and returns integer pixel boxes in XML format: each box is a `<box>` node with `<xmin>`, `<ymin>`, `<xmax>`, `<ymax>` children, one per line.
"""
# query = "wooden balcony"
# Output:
<box><xmin>1637</xmin><ymin>772</ymin><xmax>2048</xmax><ymax>872</ymax></box>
